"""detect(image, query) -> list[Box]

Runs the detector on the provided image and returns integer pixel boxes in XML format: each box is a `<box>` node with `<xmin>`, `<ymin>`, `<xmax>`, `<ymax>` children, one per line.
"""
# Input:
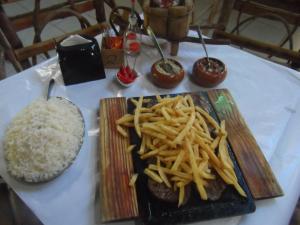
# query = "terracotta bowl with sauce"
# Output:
<box><xmin>192</xmin><ymin>57</ymin><xmax>227</xmax><ymax>88</ymax></box>
<box><xmin>151</xmin><ymin>58</ymin><xmax>184</xmax><ymax>89</ymax></box>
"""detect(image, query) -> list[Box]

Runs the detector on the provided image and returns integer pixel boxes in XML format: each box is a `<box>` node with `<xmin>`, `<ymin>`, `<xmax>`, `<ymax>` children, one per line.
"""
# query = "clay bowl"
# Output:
<box><xmin>151</xmin><ymin>58</ymin><xmax>184</xmax><ymax>89</ymax></box>
<box><xmin>192</xmin><ymin>57</ymin><xmax>227</xmax><ymax>88</ymax></box>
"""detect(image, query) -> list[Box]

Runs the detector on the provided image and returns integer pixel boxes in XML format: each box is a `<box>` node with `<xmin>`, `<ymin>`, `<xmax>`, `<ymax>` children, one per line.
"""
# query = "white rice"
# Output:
<box><xmin>3</xmin><ymin>98</ymin><xmax>84</xmax><ymax>182</ymax></box>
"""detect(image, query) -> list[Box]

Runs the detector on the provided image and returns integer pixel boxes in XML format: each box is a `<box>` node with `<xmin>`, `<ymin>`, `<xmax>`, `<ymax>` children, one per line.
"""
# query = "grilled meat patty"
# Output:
<box><xmin>147</xmin><ymin>178</ymin><xmax>191</xmax><ymax>205</ymax></box>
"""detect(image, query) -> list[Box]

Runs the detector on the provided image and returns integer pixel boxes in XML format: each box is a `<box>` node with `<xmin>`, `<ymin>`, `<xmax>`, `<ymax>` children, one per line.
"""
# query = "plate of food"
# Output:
<box><xmin>112</xmin><ymin>92</ymin><xmax>255</xmax><ymax>224</ymax></box>
<box><xmin>3</xmin><ymin>97</ymin><xmax>85</xmax><ymax>183</ymax></box>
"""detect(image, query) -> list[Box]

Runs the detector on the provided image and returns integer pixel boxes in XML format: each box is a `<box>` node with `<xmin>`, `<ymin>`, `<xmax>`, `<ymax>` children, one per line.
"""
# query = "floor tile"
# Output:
<box><xmin>4</xmin><ymin>61</ymin><xmax>16</xmax><ymax>77</ymax></box>
<box><xmin>54</xmin><ymin>16</ymin><xmax>88</xmax><ymax>33</ymax></box>
<box><xmin>40</xmin><ymin>24</ymin><xmax>65</xmax><ymax>40</ymax></box>
<box><xmin>238</xmin><ymin>18</ymin><xmax>292</xmax><ymax>46</ymax></box>
<box><xmin>2</xmin><ymin>2</ymin><xmax>27</xmax><ymax>17</ymax></box>
<box><xmin>82</xmin><ymin>11</ymin><xmax>98</xmax><ymax>25</ymax></box>
<box><xmin>17</xmin><ymin>0</ymin><xmax>34</xmax><ymax>12</ymax></box>
<box><xmin>293</xmin><ymin>30</ymin><xmax>300</xmax><ymax>51</ymax></box>
<box><xmin>17</xmin><ymin>27</ymin><xmax>35</xmax><ymax>47</ymax></box>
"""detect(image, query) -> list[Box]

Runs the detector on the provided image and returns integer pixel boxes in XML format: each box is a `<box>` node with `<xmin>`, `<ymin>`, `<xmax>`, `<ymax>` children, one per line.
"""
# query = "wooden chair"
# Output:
<box><xmin>0</xmin><ymin>44</ymin><xmax>5</xmax><ymax>80</ymax></box>
<box><xmin>212</xmin><ymin>0</ymin><xmax>300</xmax><ymax>68</ymax></box>
<box><xmin>0</xmin><ymin>0</ymin><xmax>116</xmax><ymax>76</ymax></box>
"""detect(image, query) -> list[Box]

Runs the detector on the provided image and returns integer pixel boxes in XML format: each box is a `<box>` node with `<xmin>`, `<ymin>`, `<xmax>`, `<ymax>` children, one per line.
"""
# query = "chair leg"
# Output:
<box><xmin>94</xmin><ymin>0</ymin><xmax>107</xmax><ymax>23</ymax></box>
<box><xmin>0</xmin><ymin>46</ymin><xmax>5</xmax><ymax>80</ymax></box>
<box><xmin>0</xmin><ymin>29</ymin><xmax>23</xmax><ymax>72</ymax></box>
<box><xmin>0</xmin><ymin>5</ymin><xmax>31</xmax><ymax>70</ymax></box>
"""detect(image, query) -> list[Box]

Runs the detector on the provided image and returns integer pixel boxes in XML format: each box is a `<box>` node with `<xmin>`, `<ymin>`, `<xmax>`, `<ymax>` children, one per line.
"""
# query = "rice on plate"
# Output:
<box><xmin>3</xmin><ymin>97</ymin><xmax>84</xmax><ymax>183</ymax></box>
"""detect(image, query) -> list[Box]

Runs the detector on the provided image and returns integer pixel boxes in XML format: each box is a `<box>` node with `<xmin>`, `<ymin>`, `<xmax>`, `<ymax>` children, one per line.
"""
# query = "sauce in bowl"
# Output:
<box><xmin>192</xmin><ymin>57</ymin><xmax>227</xmax><ymax>88</ymax></box>
<box><xmin>151</xmin><ymin>58</ymin><xmax>184</xmax><ymax>89</ymax></box>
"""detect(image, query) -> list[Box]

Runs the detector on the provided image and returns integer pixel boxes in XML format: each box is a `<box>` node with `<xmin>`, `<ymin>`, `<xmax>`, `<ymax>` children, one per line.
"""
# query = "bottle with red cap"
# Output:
<box><xmin>118</xmin><ymin>0</ymin><xmax>141</xmax><ymax>86</ymax></box>
<box><xmin>116</xmin><ymin>0</ymin><xmax>141</xmax><ymax>86</ymax></box>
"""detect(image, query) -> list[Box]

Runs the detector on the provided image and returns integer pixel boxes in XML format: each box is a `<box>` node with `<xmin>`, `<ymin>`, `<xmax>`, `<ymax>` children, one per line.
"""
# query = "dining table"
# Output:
<box><xmin>0</xmin><ymin>31</ymin><xmax>300</xmax><ymax>225</ymax></box>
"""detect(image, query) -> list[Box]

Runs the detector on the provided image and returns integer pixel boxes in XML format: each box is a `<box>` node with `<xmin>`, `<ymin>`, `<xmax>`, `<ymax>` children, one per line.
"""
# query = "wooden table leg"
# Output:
<box><xmin>217</xmin><ymin>0</ymin><xmax>235</xmax><ymax>30</ymax></box>
<box><xmin>94</xmin><ymin>0</ymin><xmax>117</xmax><ymax>23</ymax></box>
<box><xmin>170</xmin><ymin>41</ymin><xmax>179</xmax><ymax>56</ymax></box>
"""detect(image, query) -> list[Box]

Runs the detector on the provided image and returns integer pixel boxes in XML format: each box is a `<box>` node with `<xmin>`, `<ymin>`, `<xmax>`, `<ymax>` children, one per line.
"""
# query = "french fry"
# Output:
<box><xmin>173</xmin><ymin>111</ymin><xmax>195</xmax><ymax>144</ymax></box>
<box><xmin>130</xmin><ymin>98</ymin><xmax>138</xmax><ymax>106</ymax></box>
<box><xmin>117</xmin><ymin>94</ymin><xmax>246</xmax><ymax>205</ymax></box>
<box><xmin>138</xmin><ymin>137</ymin><xmax>146</xmax><ymax>155</ymax></box>
<box><xmin>144</xmin><ymin>168</ymin><xmax>163</xmax><ymax>183</ymax></box>
<box><xmin>161</xmin><ymin>107</ymin><xmax>171</xmax><ymax>120</ymax></box>
<box><xmin>152</xmin><ymin>138</ymin><xmax>160</xmax><ymax>146</ymax></box>
<box><xmin>141</xmin><ymin>128</ymin><xmax>167</xmax><ymax>140</ymax></box>
<box><xmin>218</xmin><ymin>135</ymin><xmax>232</xmax><ymax>169</ymax></box>
<box><xmin>157</xmin><ymin>124</ymin><xmax>179</xmax><ymax>136</ymax></box>
<box><xmin>116</xmin><ymin>114</ymin><xmax>134</xmax><ymax>124</ymax></box>
<box><xmin>140</xmin><ymin>145</ymin><xmax>168</xmax><ymax>160</ymax></box>
<box><xmin>157</xmin><ymin>158</ymin><xmax>171</xmax><ymax>188</ymax></box>
<box><xmin>140</xmin><ymin>113</ymin><xmax>157</xmax><ymax>121</ymax></box>
<box><xmin>180</xmin><ymin>162</ymin><xmax>193</xmax><ymax>174</ymax></box>
<box><xmin>159</xmin><ymin>149</ymin><xmax>181</xmax><ymax>156</ymax></box>
<box><xmin>129</xmin><ymin>174</ymin><xmax>138</xmax><ymax>186</ymax></box>
<box><xmin>126</xmin><ymin>145</ymin><xmax>136</xmax><ymax>153</ymax></box>
<box><xmin>195</xmin><ymin>106</ymin><xmax>220</xmax><ymax>130</ymax></box>
<box><xmin>156</xmin><ymin>95</ymin><xmax>162</xmax><ymax>102</ymax></box>
<box><xmin>148</xmin><ymin>164</ymin><xmax>192</xmax><ymax>180</ymax></box>
<box><xmin>186</xmin><ymin>140</ymin><xmax>208</xmax><ymax>200</ymax></box>
<box><xmin>122</xmin><ymin>122</ymin><xmax>134</xmax><ymax>127</ymax></box>
<box><xmin>178</xmin><ymin>185</ymin><xmax>185</xmax><ymax>207</ymax></box>
<box><xmin>210</xmin><ymin>136</ymin><xmax>221</xmax><ymax>150</ymax></box>
<box><xmin>140</xmin><ymin>107</ymin><xmax>152</xmax><ymax>113</ymax></box>
<box><xmin>117</xmin><ymin>125</ymin><xmax>128</xmax><ymax>137</ymax></box>
<box><xmin>171</xmin><ymin>150</ymin><xmax>186</xmax><ymax>171</ymax></box>
<box><xmin>151</xmin><ymin>96</ymin><xmax>181</xmax><ymax>110</ymax></box>
<box><xmin>134</xmin><ymin>96</ymin><xmax>143</xmax><ymax>137</ymax></box>
<box><xmin>196</xmin><ymin>112</ymin><xmax>211</xmax><ymax>137</ymax></box>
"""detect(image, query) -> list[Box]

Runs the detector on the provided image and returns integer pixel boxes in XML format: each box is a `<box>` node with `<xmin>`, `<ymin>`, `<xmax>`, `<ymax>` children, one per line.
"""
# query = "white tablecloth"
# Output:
<box><xmin>1</xmin><ymin>34</ymin><xmax>300</xmax><ymax>225</ymax></box>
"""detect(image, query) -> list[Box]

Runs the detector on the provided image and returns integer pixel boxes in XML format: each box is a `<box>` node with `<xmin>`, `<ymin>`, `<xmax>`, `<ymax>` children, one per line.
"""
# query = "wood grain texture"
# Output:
<box><xmin>99</xmin><ymin>98</ymin><xmax>139</xmax><ymax>222</ymax></box>
<box><xmin>207</xmin><ymin>89</ymin><xmax>283</xmax><ymax>199</ymax></box>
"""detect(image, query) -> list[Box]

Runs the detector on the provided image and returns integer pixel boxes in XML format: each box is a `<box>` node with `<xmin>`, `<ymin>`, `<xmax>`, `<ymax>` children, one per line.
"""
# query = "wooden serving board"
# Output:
<box><xmin>99</xmin><ymin>98</ymin><xmax>139</xmax><ymax>222</ymax></box>
<box><xmin>98</xmin><ymin>89</ymin><xmax>283</xmax><ymax>222</ymax></box>
<box><xmin>207</xmin><ymin>89</ymin><xmax>283</xmax><ymax>199</ymax></box>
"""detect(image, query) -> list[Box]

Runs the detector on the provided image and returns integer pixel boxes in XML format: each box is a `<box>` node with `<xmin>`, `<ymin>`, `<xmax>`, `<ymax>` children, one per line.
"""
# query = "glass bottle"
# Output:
<box><xmin>123</xmin><ymin>0</ymin><xmax>141</xmax><ymax>72</ymax></box>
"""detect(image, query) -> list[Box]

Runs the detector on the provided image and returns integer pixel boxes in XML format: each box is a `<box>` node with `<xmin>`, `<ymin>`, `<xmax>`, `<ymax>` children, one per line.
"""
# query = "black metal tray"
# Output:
<box><xmin>127</xmin><ymin>92</ymin><xmax>255</xmax><ymax>225</ymax></box>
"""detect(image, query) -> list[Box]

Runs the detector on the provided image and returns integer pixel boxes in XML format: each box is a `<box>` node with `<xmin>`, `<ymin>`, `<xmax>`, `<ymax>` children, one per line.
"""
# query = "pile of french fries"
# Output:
<box><xmin>116</xmin><ymin>94</ymin><xmax>246</xmax><ymax>207</ymax></box>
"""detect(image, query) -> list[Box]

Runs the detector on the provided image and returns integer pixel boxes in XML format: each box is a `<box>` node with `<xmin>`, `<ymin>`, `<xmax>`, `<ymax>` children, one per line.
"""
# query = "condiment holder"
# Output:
<box><xmin>151</xmin><ymin>58</ymin><xmax>184</xmax><ymax>88</ymax></box>
<box><xmin>146</xmin><ymin>26</ymin><xmax>185</xmax><ymax>89</ymax></box>
<box><xmin>192</xmin><ymin>26</ymin><xmax>227</xmax><ymax>88</ymax></box>
<box><xmin>192</xmin><ymin>57</ymin><xmax>227</xmax><ymax>87</ymax></box>
<box><xmin>57</xmin><ymin>35</ymin><xmax>106</xmax><ymax>85</ymax></box>
<box><xmin>101</xmin><ymin>36</ymin><xmax>124</xmax><ymax>68</ymax></box>
<box><xmin>116</xmin><ymin>65</ymin><xmax>138</xmax><ymax>87</ymax></box>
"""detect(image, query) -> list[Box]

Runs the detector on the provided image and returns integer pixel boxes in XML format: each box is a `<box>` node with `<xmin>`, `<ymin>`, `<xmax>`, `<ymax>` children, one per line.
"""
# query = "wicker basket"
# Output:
<box><xmin>143</xmin><ymin>0</ymin><xmax>194</xmax><ymax>41</ymax></box>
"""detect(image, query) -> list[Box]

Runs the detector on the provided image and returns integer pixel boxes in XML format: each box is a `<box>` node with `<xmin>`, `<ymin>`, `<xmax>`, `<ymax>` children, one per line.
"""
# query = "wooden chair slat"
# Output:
<box><xmin>14</xmin><ymin>23</ymin><xmax>108</xmax><ymax>61</ymax></box>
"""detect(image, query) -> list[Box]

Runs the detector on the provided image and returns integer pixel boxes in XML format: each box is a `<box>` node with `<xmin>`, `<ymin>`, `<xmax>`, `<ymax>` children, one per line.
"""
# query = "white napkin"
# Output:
<box><xmin>60</xmin><ymin>35</ymin><xmax>92</xmax><ymax>47</ymax></box>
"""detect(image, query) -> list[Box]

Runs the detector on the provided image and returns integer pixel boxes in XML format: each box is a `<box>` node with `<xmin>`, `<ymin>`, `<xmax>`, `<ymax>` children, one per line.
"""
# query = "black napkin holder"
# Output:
<box><xmin>57</xmin><ymin>35</ymin><xmax>106</xmax><ymax>85</ymax></box>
